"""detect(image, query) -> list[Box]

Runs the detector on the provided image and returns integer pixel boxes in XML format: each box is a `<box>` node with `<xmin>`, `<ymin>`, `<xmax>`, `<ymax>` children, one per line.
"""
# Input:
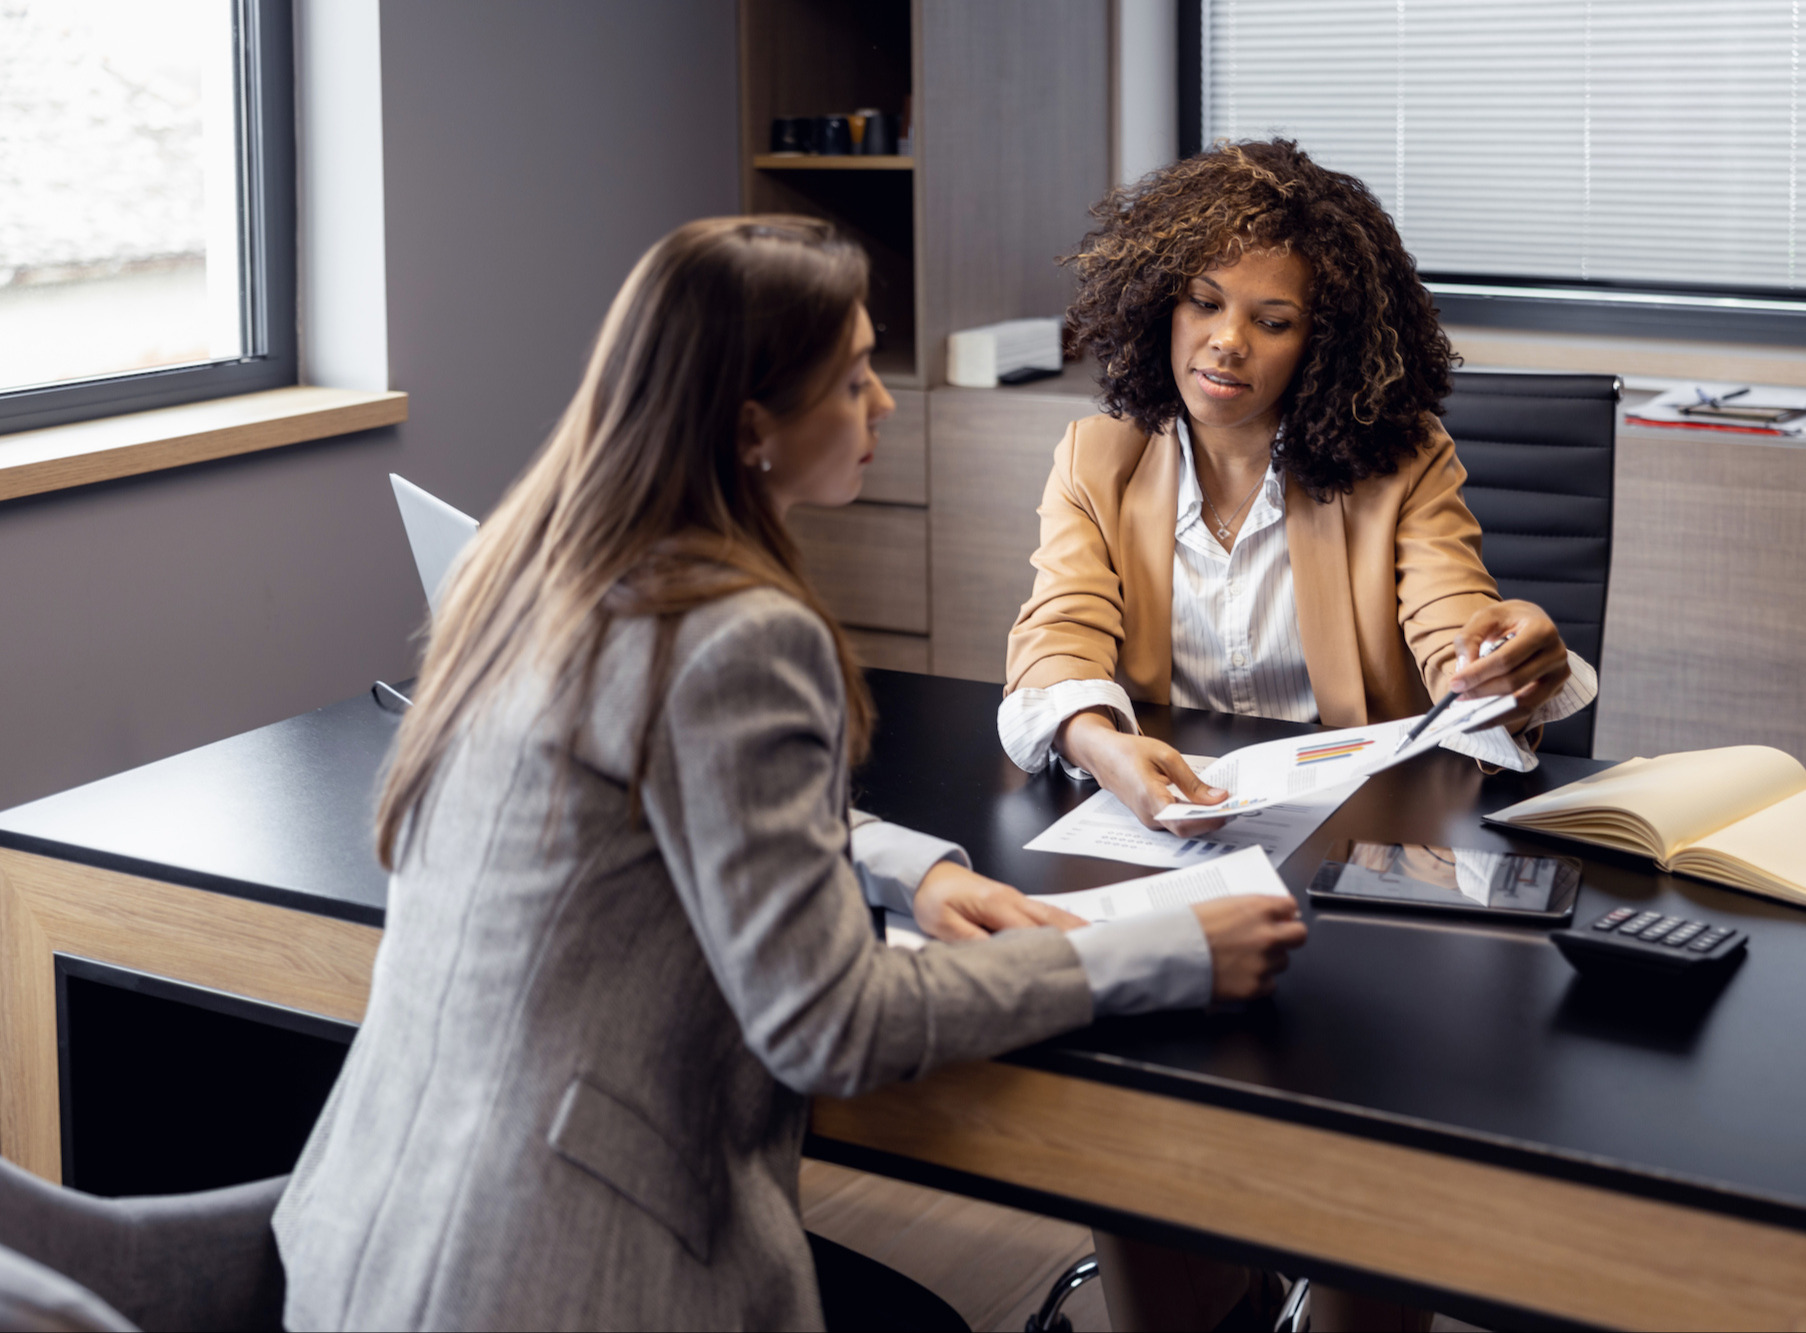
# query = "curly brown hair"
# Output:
<box><xmin>1065</xmin><ymin>139</ymin><xmax>1456</xmax><ymax>498</ymax></box>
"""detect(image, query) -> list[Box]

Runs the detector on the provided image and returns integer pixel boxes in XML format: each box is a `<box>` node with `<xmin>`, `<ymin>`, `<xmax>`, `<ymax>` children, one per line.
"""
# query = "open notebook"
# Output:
<box><xmin>1485</xmin><ymin>746</ymin><xmax>1806</xmax><ymax>906</ymax></box>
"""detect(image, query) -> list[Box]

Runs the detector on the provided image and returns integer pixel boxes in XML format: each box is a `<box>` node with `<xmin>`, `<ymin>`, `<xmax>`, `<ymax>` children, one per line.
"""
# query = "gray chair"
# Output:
<box><xmin>0</xmin><ymin>1155</ymin><xmax>284</xmax><ymax>1332</ymax></box>
<box><xmin>1440</xmin><ymin>370</ymin><xmax>1621</xmax><ymax>758</ymax></box>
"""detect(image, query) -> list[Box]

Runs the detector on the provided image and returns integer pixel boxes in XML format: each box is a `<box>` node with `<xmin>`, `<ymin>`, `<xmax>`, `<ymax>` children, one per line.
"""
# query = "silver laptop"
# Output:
<box><xmin>390</xmin><ymin>473</ymin><xmax>478</xmax><ymax>618</ymax></box>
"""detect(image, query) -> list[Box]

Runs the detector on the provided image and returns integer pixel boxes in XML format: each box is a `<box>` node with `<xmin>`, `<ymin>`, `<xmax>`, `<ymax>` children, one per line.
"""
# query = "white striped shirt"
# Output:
<box><xmin>1168</xmin><ymin>418</ymin><xmax>1316</xmax><ymax>720</ymax></box>
<box><xmin>998</xmin><ymin>418</ymin><xmax>1597</xmax><ymax>775</ymax></box>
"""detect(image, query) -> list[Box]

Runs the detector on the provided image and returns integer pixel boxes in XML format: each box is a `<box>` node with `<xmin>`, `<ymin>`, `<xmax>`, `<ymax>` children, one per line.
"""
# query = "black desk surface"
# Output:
<box><xmin>3</xmin><ymin>670</ymin><xmax>1804</xmax><ymax>1231</ymax></box>
<box><xmin>0</xmin><ymin>691</ymin><xmax>396</xmax><ymax>926</ymax></box>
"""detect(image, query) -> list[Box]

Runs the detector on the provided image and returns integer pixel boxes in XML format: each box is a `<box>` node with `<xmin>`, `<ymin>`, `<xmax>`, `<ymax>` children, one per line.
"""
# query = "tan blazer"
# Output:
<box><xmin>1005</xmin><ymin>413</ymin><xmax>1502</xmax><ymax>727</ymax></box>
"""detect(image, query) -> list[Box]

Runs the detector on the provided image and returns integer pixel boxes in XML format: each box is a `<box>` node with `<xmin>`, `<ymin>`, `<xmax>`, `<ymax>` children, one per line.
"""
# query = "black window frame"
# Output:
<box><xmin>0</xmin><ymin>0</ymin><xmax>297</xmax><ymax>436</ymax></box>
<box><xmin>1178</xmin><ymin>1</ymin><xmax>1806</xmax><ymax>348</ymax></box>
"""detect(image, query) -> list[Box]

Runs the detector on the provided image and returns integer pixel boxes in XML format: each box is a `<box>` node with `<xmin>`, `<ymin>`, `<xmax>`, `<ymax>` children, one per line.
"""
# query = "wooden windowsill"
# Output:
<box><xmin>0</xmin><ymin>385</ymin><xmax>409</xmax><ymax>503</ymax></box>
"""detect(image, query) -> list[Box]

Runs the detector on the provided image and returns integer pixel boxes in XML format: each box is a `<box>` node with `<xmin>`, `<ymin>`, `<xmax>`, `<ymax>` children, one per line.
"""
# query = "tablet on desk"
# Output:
<box><xmin>1307</xmin><ymin>841</ymin><xmax>1581</xmax><ymax>923</ymax></box>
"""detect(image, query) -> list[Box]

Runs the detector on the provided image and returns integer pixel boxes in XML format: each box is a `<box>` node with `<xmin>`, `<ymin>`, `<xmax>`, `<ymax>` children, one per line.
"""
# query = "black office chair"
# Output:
<box><xmin>1440</xmin><ymin>370</ymin><xmax>1620</xmax><ymax>758</ymax></box>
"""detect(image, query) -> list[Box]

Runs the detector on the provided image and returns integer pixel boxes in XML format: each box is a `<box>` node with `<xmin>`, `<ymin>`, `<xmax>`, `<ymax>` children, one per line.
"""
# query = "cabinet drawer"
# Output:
<box><xmin>929</xmin><ymin>386</ymin><xmax>1092</xmax><ymax>681</ymax></box>
<box><xmin>789</xmin><ymin>502</ymin><xmax>929</xmax><ymax>634</ymax></box>
<box><xmin>847</xmin><ymin>628</ymin><xmax>931</xmax><ymax>674</ymax></box>
<box><xmin>860</xmin><ymin>388</ymin><xmax>926</xmax><ymax>506</ymax></box>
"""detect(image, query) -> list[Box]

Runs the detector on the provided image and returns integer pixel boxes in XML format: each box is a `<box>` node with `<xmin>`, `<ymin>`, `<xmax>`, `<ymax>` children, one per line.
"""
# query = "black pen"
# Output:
<box><xmin>1395</xmin><ymin>634</ymin><xmax>1511</xmax><ymax>752</ymax></box>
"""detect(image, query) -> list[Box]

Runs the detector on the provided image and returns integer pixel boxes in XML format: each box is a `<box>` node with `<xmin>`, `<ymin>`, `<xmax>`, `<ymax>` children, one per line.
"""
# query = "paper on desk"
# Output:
<box><xmin>884</xmin><ymin>846</ymin><xmax>1289</xmax><ymax>948</ymax></box>
<box><xmin>1023</xmin><ymin>754</ymin><xmax>1358</xmax><ymax>871</ymax></box>
<box><xmin>1035</xmin><ymin>845</ymin><xmax>1290</xmax><ymax>922</ymax></box>
<box><xmin>1624</xmin><ymin>381</ymin><xmax>1806</xmax><ymax>437</ymax></box>
<box><xmin>1152</xmin><ymin>694</ymin><xmax>1517</xmax><ymax>827</ymax></box>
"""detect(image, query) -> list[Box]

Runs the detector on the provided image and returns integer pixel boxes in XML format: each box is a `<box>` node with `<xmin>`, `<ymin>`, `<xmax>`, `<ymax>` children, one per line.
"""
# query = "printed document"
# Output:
<box><xmin>1024</xmin><ymin>755</ymin><xmax>1359</xmax><ymax>871</ymax></box>
<box><xmin>1153</xmin><ymin>694</ymin><xmax>1516</xmax><ymax>826</ymax></box>
<box><xmin>1034</xmin><ymin>845</ymin><xmax>1290</xmax><ymax>922</ymax></box>
<box><xmin>885</xmin><ymin>846</ymin><xmax>1289</xmax><ymax>947</ymax></box>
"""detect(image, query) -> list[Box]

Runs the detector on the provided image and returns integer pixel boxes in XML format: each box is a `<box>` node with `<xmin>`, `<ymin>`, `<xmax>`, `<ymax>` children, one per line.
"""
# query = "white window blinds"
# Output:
<box><xmin>1204</xmin><ymin>0</ymin><xmax>1806</xmax><ymax>295</ymax></box>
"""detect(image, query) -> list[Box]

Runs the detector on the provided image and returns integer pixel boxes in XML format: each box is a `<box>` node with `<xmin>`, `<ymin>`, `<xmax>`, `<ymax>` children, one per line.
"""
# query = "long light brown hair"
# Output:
<box><xmin>376</xmin><ymin>216</ymin><xmax>875</xmax><ymax>869</ymax></box>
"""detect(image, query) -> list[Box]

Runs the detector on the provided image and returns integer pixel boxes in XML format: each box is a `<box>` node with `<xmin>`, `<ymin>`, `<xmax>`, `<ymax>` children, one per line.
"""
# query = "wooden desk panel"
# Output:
<box><xmin>814</xmin><ymin>1062</ymin><xmax>1806</xmax><ymax>1331</ymax></box>
<box><xmin>0</xmin><ymin>849</ymin><xmax>380</xmax><ymax>1182</ymax></box>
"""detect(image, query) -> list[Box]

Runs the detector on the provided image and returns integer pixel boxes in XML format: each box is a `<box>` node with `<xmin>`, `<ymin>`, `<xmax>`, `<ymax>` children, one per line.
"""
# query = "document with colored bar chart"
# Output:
<box><xmin>1153</xmin><ymin>693</ymin><xmax>1518</xmax><ymax>828</ymax></box>
<box><xmin>1022</xmin><ymin>757</ymin><xmax>1360</xmax><ymax>871</ymax></box>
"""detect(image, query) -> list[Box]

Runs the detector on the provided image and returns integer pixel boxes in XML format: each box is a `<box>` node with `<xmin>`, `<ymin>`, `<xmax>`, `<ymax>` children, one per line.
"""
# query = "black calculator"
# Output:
<box><xmin>1552</xmin><ymin>906</ymin><xmax>1747</xmax><ymax>978</ymax></box>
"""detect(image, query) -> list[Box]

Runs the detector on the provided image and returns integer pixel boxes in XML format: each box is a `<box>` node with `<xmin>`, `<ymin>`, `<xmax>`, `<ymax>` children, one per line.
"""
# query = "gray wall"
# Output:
<box><xmin>0</xmin><ymin>0</ymin><xmax>739</xmax><ymax>810</ymax></box>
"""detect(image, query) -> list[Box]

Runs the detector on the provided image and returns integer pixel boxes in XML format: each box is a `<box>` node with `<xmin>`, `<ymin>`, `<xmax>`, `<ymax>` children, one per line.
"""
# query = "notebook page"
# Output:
<box><xmin>1677</xmin><ymin>789</ymin><xmax>1806</xmax><ymax>901</ymax></box>
<box><xmin>1493</xmin><ymin>747</ymin><xmax>1806</xmax><ymax>861</ymax></box>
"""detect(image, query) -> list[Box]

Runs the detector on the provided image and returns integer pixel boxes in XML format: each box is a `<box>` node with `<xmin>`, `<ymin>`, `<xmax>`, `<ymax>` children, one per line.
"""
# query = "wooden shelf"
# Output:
<box><xmin>754</xmin><ymin>154</ymin><xmax>914</xmax><ymax>171</ymax></box>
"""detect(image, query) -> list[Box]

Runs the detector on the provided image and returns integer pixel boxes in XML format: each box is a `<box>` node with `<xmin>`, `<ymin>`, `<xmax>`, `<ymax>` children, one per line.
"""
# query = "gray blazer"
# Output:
<box><xmin>273</xmin><ymin>587</ymin><xmax>1094</xmax><ymax>1331</ymax></box>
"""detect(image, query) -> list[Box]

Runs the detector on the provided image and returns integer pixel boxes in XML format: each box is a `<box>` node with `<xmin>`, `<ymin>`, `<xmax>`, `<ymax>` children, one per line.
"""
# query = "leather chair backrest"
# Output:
<box><xmin>1439</xmin><ymin>370</ymin><xmax>1619</xmax><ymax>758</ymax></box>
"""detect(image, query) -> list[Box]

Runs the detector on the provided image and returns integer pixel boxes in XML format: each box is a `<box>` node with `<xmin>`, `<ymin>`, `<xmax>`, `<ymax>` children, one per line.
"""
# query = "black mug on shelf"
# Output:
<box><xmin>858</xmin><ymin>110</ymin><xmax>897</xmax><ymax>156</ymax></box>
<box><xmin>769</xmin><ymin>116</ymin><xmax>809</xmax><ymax>155</ymax></box>
<box><xmin>813</xmin><ymin>114</ymin><xmax>852</xmax><ymax>156</ymax></box>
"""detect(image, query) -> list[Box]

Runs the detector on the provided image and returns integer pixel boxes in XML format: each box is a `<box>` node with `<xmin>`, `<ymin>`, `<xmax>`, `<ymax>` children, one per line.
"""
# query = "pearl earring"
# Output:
<box><xmin>759</xmin><ymin>458</ymin><xmax>772</xmax><ymax>473</ymax></box>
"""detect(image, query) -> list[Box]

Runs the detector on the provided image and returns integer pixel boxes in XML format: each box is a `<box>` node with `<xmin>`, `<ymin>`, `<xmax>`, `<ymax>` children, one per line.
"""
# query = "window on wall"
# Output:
<box><xmin>0</xmin><ymin>0</ymin><xmax>294</xmax><ymax>433</ymax></box>
<box><xmin>1185</xmin><ymin>0</ymin><xmax>1806</xmax><ymax>343</ymax></box>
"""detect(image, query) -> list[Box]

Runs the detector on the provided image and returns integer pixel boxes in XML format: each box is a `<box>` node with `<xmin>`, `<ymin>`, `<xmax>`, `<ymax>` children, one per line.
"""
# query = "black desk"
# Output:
<box><xmin>2</xmin><ymin>672</ymin><xmax>1804</xmax><ymax>1328</ymax></box>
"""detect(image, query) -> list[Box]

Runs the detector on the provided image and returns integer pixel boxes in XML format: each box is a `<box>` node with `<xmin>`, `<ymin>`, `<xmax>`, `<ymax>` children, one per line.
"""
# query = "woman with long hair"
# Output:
<box><xmin>272</xmin><ymin>216</ymin><xmax>1306</xmax><ymax>1331</ymax></box>
<box><xmin>1000</xmin><ymin>139</ymin><xmax>1598</xmax><ymax>1331</ymax></box>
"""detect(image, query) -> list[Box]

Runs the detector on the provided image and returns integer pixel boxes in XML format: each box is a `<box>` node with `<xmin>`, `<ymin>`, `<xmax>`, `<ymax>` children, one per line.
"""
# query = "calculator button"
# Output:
<box><xmin>1618</xmin><ymin>912</ymin><xmax>1662</xmax><ymax>934</ymax></box>
<box><xmin>1640</xmin><ymin>917</ymin><xmax>1682</xmax><ymax>940</ymax></box>
<box><xmin>1666</xmin><ymin>922</ymin><xmax>1704</xmax><ymax>945</ymax></box>
<box><xmin>1593</xmin><ymin>907</ymin><xmax>1636</xmax><ymax>930</ymax></box>
<box><xmin>1689</xmin><ymin>931</ymin><xmax>1730</xmax><ymax>952</ymax></box>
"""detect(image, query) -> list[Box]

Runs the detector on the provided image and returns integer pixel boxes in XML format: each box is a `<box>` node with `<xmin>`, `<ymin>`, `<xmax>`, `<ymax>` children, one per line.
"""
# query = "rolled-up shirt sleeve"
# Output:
<box><xmin>1065</xmin><ymin>907</ymin><xmax>1215</xmax><ymax>1014</ymax></box>
<box><xmin>1439</xmin><ymin>649</ymin><xmax>1599</xmax><ymax>772</ymax></box>
<box><xmin>849</xmin><ymin>811</ymin><xmax>968</xmax><ymax>918</ymax></box>
<box><xmin>998</xmin><ymin>678</ymin><xmax>1141</xmax><ymax>777</ymax></box>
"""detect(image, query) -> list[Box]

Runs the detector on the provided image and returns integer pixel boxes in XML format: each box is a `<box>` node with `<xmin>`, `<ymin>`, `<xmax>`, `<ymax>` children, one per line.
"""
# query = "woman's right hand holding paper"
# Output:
<box><xmin>1056</xmin><ymin>708</ymin><xmax>1232</xmax><ymax>836</ymax></box>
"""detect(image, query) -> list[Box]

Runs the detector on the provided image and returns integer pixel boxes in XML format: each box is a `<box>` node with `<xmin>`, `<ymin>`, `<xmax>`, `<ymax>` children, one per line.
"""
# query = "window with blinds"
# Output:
<box><xmin>1200</xmin><ymin>0</ymin><xmax>1806</xmax><ymax>318</ymax></box>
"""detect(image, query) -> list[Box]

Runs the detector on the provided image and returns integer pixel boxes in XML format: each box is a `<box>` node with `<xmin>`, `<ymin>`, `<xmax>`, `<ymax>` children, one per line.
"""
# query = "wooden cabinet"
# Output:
<box><xmin>788</xmin><ymin>387</ymin><xmax>930</xmax><ymax>655</ymax></box>
<box><xmin>739</xmin><ymin>0</ymin><xmax>1109</xmax><ymax>390</ymax></box>
<box><xmin>928</xmin><ymin>371</ymin><xmax>1099</xmax><ymax>682</ymax></box>
<box><xmin>861</xmin><ymin>387</ymin><xmax>925</xmax><ymax>505</ymax></box>
<box><xmin>743</xmin><ymin>0</ymin><xmax>1108</xmax><ymax>668</ymax></box>
<box><xmin>788</xmin><ymin>502</ymin><xmax>928</xmax><ymax>635</ymax></box>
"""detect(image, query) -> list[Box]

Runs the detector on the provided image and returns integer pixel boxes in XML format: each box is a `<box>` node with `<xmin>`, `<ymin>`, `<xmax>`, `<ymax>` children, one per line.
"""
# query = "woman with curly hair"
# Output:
<box><xmin>999</xmin><ymin>137</ymin><xmax>1598</xmax><ymax>1332</ymax></box>
<box><xmin>1000</xmin><ymin>138</ymin><xmax>1595</xmax><ymax>832</ymax></box>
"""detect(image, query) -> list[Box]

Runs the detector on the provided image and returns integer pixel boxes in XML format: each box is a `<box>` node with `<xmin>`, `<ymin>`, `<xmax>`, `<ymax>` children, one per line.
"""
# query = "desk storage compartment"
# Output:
<box><xmin>56</xmin><ymin>957</ymin><xmax>352</xmax><ymax>1196</ymax></box>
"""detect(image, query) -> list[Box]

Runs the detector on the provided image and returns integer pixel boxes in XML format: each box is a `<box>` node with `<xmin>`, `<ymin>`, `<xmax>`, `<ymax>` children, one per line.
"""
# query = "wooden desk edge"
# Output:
<box><xmin>812</xmin><ymin>1061</ymin><xmax>1806</xmax><ymax>1331</ymax></box>
<box><xmin>0</xmin><ymin>848</ymin><xmax>380</xmax><ymax>1182</ymax></box>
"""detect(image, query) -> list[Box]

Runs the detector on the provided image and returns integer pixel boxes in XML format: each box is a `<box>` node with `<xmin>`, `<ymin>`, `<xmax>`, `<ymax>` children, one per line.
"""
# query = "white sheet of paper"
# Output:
<box><xmin>1036</xmin><ymin>845</ymin><xmax>1290</xmax><ymax>923</ymax></box>
<box><xmin>1023</xmin><ymin>771</ymin><xmax>1357</xmax><ymax>870</ymax></box>
<box><xmin>1153</xmin><ymin>694</ymin><xmax>1516</xmax><ymax>826</ymax></box>
<box><xmin>884</xmin><ymin>845</ymin><xmax>1289</xmax><ymax>948</ymax></box>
